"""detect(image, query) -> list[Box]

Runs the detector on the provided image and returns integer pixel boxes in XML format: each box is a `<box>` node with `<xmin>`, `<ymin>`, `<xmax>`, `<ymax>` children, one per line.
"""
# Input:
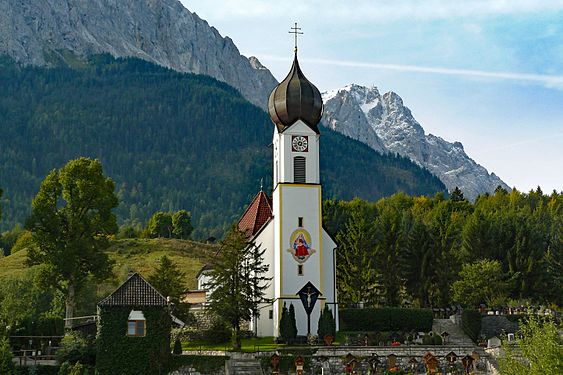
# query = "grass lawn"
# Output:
<box><xmin>183</xmin><ymin>336</ymin><xmax>286</xmax><ymax>352</ymax></box>
<box><xmin>0</xmin><ymin>238</ymin><xmax>216</xmax><ymax>289</ymax></box>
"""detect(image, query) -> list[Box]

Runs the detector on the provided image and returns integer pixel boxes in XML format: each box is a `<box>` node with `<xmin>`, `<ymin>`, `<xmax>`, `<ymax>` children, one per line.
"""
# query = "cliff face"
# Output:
<box><xmin>0</xmin><ymin>0</ymin><xmax>278</xmax><ymax>108</ymax></box>
<box><xmin>323</xmin><ymin>84</ymin><xmax>510</xmax><ymax>199</ymax></box>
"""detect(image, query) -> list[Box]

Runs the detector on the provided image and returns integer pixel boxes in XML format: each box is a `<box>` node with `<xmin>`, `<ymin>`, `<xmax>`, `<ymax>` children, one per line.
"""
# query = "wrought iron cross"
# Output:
<box><xmin>289</xmin><ymin>22</ymin><xmax>303</xmax><ymax>52</ymax></box>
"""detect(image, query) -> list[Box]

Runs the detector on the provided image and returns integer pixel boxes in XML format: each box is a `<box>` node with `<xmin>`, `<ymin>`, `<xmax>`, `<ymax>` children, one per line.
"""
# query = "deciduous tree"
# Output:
<box><xmin>26</xmin><ymin>157</ymin><xmax>118</xmax><ymax>328</ymax></box>
<box><xmin>172</xmin><ymin>210</ymin><xmax>193</xmax><ymax>239</ymax></box>
<box><xmin>143</xmin><ymin>211</ymin><xmax>173</xmax><ymax>238</ymax></box>
<box><xmin>499</xmin><ymin>315</ymin><xmax>563</xmax><ymax>375</ymax></box>
<box><xmin>451</xmin><ymin>259</ymin><xmax>509</xmax><ymax>307</ymax></box>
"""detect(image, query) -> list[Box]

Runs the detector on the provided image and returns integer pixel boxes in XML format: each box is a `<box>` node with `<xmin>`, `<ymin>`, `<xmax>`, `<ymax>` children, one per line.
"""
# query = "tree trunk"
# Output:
<box><xmin>65</xmin><ymin>282</ymin><xmax>76</xmax><ymax>330</ymax></box>
<box><xmin>233</xmin><ymin>322</ymin><xmax>241</xmax><ymax>350</ymax></box>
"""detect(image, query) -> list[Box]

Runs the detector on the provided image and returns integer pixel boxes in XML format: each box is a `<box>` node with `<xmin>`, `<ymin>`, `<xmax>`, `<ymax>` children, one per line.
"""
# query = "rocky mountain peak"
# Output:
<box><xmin>0</xmin><ymin>0</ymin><xmax>278</xmax><ymax>108</ymax></box>
<box><xmin>248</xmin><ymin>56</ymin><xmax>268</xmax><ymax>70</ymax></box>
<box><xmin>322</xmin><ymin>83</ymin><xmax>510</xmax><ymax>199</ymax></box>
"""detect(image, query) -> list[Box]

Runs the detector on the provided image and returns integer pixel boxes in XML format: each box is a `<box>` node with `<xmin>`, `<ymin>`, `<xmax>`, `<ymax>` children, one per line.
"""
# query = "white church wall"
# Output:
<box><xmin>322</xmin><ymin>229</ymin><xmax>339</xmax><ymax>331</ymax></box>
<box><xmin>251</xmin><ymin>221</ymin><xmax>275</xmax><ymax>337</ymax></box>
<box><xmin>279</xmin><ymin>185</ymin><xmax>322</xmax><ymax>297</ymax></box>
<box><xmin>275</xmin><ymin>183</ymin><xmax>325</xmax><ymax>337</ymax></box>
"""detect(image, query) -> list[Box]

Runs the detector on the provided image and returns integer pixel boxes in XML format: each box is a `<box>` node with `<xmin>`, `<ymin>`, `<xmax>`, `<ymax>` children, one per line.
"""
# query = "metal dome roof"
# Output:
<box><xmin>268</xmin><ymin>53</ymin><xmax>323</xmax><ymax>133</ymax></box>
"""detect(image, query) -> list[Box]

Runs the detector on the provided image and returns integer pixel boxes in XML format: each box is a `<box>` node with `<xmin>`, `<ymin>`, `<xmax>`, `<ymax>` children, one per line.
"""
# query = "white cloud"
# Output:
<box><xmin>259</xmin><ymin>55</ymin><xmax>563</xmax><ymax>90</ymax></box>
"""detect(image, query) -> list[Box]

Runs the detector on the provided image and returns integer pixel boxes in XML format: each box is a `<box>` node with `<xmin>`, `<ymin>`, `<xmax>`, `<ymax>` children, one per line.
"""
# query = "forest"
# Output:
<box><xmin>0</xmin><ymin>54</ymin><xmax>445</xmax><ymax>238</ymax></box>
<box><xmin>324</xmin><ymin>187</ymin><xmax>562</xmax><ymax>308</ymax></box>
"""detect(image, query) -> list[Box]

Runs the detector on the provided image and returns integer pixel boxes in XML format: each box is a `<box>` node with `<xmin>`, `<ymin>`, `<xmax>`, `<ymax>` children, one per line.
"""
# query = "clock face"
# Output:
<box><xmin>292</xmin><ymin>136</ymin><xmax>308</xmax><ymax>152</ymax></box>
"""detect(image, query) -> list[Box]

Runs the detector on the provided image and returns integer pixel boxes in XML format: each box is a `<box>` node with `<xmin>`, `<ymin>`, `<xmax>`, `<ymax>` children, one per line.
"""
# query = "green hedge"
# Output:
<box><xmin>15</xmin><ymin>366</ymin><xmax>60</xmax><ymax>375</ymax></box>
<box><xmin>461</xmin><ymin>310</ymin><xmax>482</xmax><ymax>342</ymax></box>
<box><xmin>339</xmin><ymin>308</ymin><xmax>433</xmax><ymax>332</ymax></box>
<box><xmin>96</xmin><ymin>306</ymin><xmax>171</xmax><ymax>375</ymax></box>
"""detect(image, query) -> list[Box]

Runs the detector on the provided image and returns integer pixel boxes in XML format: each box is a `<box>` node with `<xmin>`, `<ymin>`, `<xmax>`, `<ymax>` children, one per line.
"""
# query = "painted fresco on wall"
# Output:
<box><xmin>287</xmin><ymin>229</ymin><xmax>316</xmax><ymax>263</ymax></box>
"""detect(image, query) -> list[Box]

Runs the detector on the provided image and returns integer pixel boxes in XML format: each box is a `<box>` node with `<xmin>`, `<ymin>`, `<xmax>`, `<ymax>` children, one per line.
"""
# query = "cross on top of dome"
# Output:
<box><xmin>289</xmin><ymin>22</ymin><xmax>303</xmax><ymax>53</ymax></box>
<box><xmin>268</xmin><ymin>24</ymin><xmax>324</xmax><ymax>133</ymax></box>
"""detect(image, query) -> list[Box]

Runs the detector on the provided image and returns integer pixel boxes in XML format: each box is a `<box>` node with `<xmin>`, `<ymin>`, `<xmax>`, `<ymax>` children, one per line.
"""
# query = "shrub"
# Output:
<box><xmin>56</xmin><ymin>332</ymin><xmax>95</xmax><ymax>366</ymax></box>
<box><xmin>0</xmin><ymin>336</ymin><xmax>15</xmax><ymax>375</ymax></box>
<box><xmin>201</xmin><ymin>320</ymin><xmax>231</xmax><ymax>344</ymax></box>
<box><xmin>339</xmin><ymin>308</ymin><xmax>433</xmax><ymax>332</ymax></box>
<box><xmin>461</xmin><ymin>310</ymin><xmax>482</xmax><ymax>342</ymax></box>
<box><xmin>317</xmin><ymin>305</ymin><xmax>336</xmax><ymax>340</ymax></box>
<box><xmin>173</xmin><ymin>338</ymin><xmax>182</xmax><ymax>355</ymax></box>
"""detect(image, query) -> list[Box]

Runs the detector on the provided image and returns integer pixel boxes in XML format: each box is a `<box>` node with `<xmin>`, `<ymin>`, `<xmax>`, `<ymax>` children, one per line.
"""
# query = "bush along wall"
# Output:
<box><xmin>96</xmin><ymin>306</ymin><xmax>171</xmax><ymax>375</ymax></box>
<box><xmin>461</xmin><ymin>310</ymin><xmax>482</xmax><ymax>343</ymax></box>
<box><xmin>339</xmin><ymin>308</ymin><xmax>433</xmax><ymax>332</ymax></box>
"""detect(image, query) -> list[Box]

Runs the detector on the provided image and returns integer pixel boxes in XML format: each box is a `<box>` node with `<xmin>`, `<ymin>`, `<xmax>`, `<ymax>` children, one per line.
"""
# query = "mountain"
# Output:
<box><xmin>322</xmin><ymin>84</ymin><xmax>510</xmax><ymax>200</ymax></box>
<box><xmin>0</xmin><ymin>56</ymin><xmax>446</xmax><ymax>236</ymax></box>
<box><xmin>0</xmin><ymin>0</ymin><xmax>277</xmax><ymax>108</ymax></box>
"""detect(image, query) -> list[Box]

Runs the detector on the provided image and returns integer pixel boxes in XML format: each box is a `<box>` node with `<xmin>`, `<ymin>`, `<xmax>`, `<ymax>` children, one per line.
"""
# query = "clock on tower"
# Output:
<box><xmin>230</xmin><ymin>24</ymin><xmax>338</xmax><ymax>339</ymax></box>
<box><xmin>292</xmin><ymin>136</ymin><xmax>308</xmax><ymax>152</ymax></box>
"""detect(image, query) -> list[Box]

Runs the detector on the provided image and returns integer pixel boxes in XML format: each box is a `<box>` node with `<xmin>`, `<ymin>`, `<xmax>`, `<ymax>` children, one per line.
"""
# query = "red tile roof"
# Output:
<box><xmin>238</xmin><ymin>191</ymin><xmax>273</xmax><ymax>238</ymax></box>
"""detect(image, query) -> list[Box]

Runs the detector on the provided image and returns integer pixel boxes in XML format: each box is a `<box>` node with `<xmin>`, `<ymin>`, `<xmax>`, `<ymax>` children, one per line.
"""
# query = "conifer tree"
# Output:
<box><xmin>288</xmin><ymin>303</ymin><xmax>298</xmax><ymax>343</ymax></box>
<box><xmin>148</xmin><ymin>255</ymin><xmax>191</xmax><ymax>321</ymax></box>
<box><xmin>204</xmin><ymin>226</ymin><xmax>270</xmax><ymax>350</ymax></box>
<box><xmin>279</xmin><ymin>303</ymin><xmax>290</xmax><ymax>343</ymax></box>
<box><xmin>317</xmin><ymin>304</ymin><xmax>336</xmax><ymax>340</ymax></box>
<box><xmin>336</xmin><ymin>206</ymin><xmax>378</xmax><ymax>306</ymax></box>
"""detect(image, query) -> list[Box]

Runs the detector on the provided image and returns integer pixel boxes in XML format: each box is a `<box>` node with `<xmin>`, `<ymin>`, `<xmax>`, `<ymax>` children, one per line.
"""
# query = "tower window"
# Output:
<box><xmin>298</xmin><ymin>217</ymin><xmax>303</xmax><ymax>227</ymax></box>
<box><xmin>294</xmin><ymin>156</ymin><xmax>306</xmax><ymax>183</ymax></box>
<box><xmin>298</xmin><ymin>264</ymin><xmax>304</xmax><ymax>276</ymax></box>
<box><xmin>269</xmin><ymin>310</ymin><xmax>273</xmax><ymax>319</ymax></box>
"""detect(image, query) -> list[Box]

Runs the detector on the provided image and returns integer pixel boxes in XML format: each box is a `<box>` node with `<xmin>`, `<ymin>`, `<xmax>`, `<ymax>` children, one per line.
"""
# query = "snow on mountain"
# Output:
<box><xmin>322</xmin><ymin>84</ymin><xmax>510</xmax><ymax>199</ymax></box>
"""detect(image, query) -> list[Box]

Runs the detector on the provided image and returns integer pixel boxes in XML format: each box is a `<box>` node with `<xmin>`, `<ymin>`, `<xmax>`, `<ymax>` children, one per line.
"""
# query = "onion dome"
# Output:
<box><xmin>268</xmin><ymin>52</ymin><xmax>323</xmax><ymax>133</ymax></box>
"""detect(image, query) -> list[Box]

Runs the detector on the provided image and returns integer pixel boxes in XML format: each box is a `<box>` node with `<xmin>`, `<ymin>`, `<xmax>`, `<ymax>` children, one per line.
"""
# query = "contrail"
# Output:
<box><xmin>260</xmin><ymin>55</ymin><xmax>563</xmax><ymax>89</ymax></box>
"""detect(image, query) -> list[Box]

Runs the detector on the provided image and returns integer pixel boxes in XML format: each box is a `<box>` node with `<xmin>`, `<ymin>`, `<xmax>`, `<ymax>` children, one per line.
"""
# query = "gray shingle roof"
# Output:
<box><xmin>98</xmin><ymin>273</ymin><xmax>168</xmax><ymax>307</ymax></box>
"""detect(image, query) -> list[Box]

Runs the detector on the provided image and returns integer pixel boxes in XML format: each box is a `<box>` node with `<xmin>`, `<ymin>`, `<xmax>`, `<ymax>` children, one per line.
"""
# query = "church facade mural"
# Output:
<box><xmin>287</xmin><ymin>229</ymin><xmax>316</xmax><ymax>263</ymax></box>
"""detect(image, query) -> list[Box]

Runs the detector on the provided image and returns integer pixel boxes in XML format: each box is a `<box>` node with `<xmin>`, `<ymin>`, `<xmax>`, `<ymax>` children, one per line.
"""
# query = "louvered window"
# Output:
<box><xmin>294</xmin><ymin>156</ymin><xmax>306</xmax><ymax>183</ymax></box>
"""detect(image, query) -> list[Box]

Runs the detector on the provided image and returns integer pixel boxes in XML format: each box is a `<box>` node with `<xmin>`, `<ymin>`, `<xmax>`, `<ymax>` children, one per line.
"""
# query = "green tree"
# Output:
<box><xmin>451</xmin><ymin>259</ymin><xmax>510</xmax><ymax>307</ymax></box>
<box><xmin>26</xmin><ymin>157</ymin><xmax>118</xmax><ymax>328</ymax></box>
<box><xmin>450</xmin><ymin>187</ymin><xmax>466</xmax><ymax>202</ymax></box>
<box><xmin>288</xmin><ymin>303</ymin><xmax>297</xmax><ymax>342</ymax></box>
<box><xmin>0</xmin><ymin>336</ymin><xmax>15</xmax><ymax>375</ymax></box>
<box><xmin>278</xmin><ymin>303</ymin><xmax>290</xmax><ymax>343</ymax></box>
<box><xmin>0</xmin><ymin>270</ymin><xmax>63</xmax><ymax>336</ymax></box>
<box><xmin>204</xmin><ymin>226</ymin><xmax>270</xmax><ymax>350</ymax></box>
<box><xmin>317</xmin><ymin>304</ymin><xmax>336</xmax><ymax>340</ymax></box>
<box><xmin>172</xmin><ymin>210</ymin><xmax>193</xmax><ymax>239</ymax></box>
<box><xmin>374</xmin><ymin>197</ymin><xmax>409</xmax><ymax>306</ymax></box>
<box><xmin>148</xmin><ymin>255</ymin><xmax>191</xmax><ymax>321</ymax></box>
<box><xmin>143</xmin><ymin>211</ymin><xmax>173</xmax><ymax>238</ymax></box>
<box><xmin>499</xmin><ymin>315</ymin><xmax>563</xmax><ymax>375</ymax></box>
<box><xmin>336</xmin><ymin>206</ymin><xmax>378</xmax><ymax>306</ymax></box>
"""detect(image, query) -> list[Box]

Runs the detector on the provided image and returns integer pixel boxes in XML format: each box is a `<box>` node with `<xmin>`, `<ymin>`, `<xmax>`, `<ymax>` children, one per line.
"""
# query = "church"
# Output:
<box><xmin>199</xmin><ymin>42</ymin><xmax>338</xmax><ymax>338</ymax></box>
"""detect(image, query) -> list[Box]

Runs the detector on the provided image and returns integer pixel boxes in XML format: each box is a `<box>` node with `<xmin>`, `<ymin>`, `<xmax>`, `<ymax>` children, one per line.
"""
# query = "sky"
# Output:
<box><xmin>181</xmin><ymin>0</ymin><xmax>563</xmax><ymax>193</ymax></box>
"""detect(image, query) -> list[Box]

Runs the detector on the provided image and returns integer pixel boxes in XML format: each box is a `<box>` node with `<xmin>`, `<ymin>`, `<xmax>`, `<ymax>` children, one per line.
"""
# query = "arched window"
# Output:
<box><xmin>294</xmin><ymin>156</ymin><xmax>306</xmax><ymax>183</ymax></box>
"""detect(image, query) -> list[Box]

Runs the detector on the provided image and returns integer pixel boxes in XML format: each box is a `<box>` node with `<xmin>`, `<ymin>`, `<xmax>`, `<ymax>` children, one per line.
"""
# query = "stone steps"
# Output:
<box><xmin>227</xmin><ymin>358</ymin><xmax>263</xmax><ymax>375</ymax></box>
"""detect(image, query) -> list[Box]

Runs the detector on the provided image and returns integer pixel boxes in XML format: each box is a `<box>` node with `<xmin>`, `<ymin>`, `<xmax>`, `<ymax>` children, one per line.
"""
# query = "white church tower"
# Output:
<box><xmin>237</xmin><ymin>32</ymin><xmax>338</xmax><ymax>338</ymax></box>
<box><xmin>198</xmin><ymin>28</ymin><xmax>338</xmax><ymax>339</ymax></box>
